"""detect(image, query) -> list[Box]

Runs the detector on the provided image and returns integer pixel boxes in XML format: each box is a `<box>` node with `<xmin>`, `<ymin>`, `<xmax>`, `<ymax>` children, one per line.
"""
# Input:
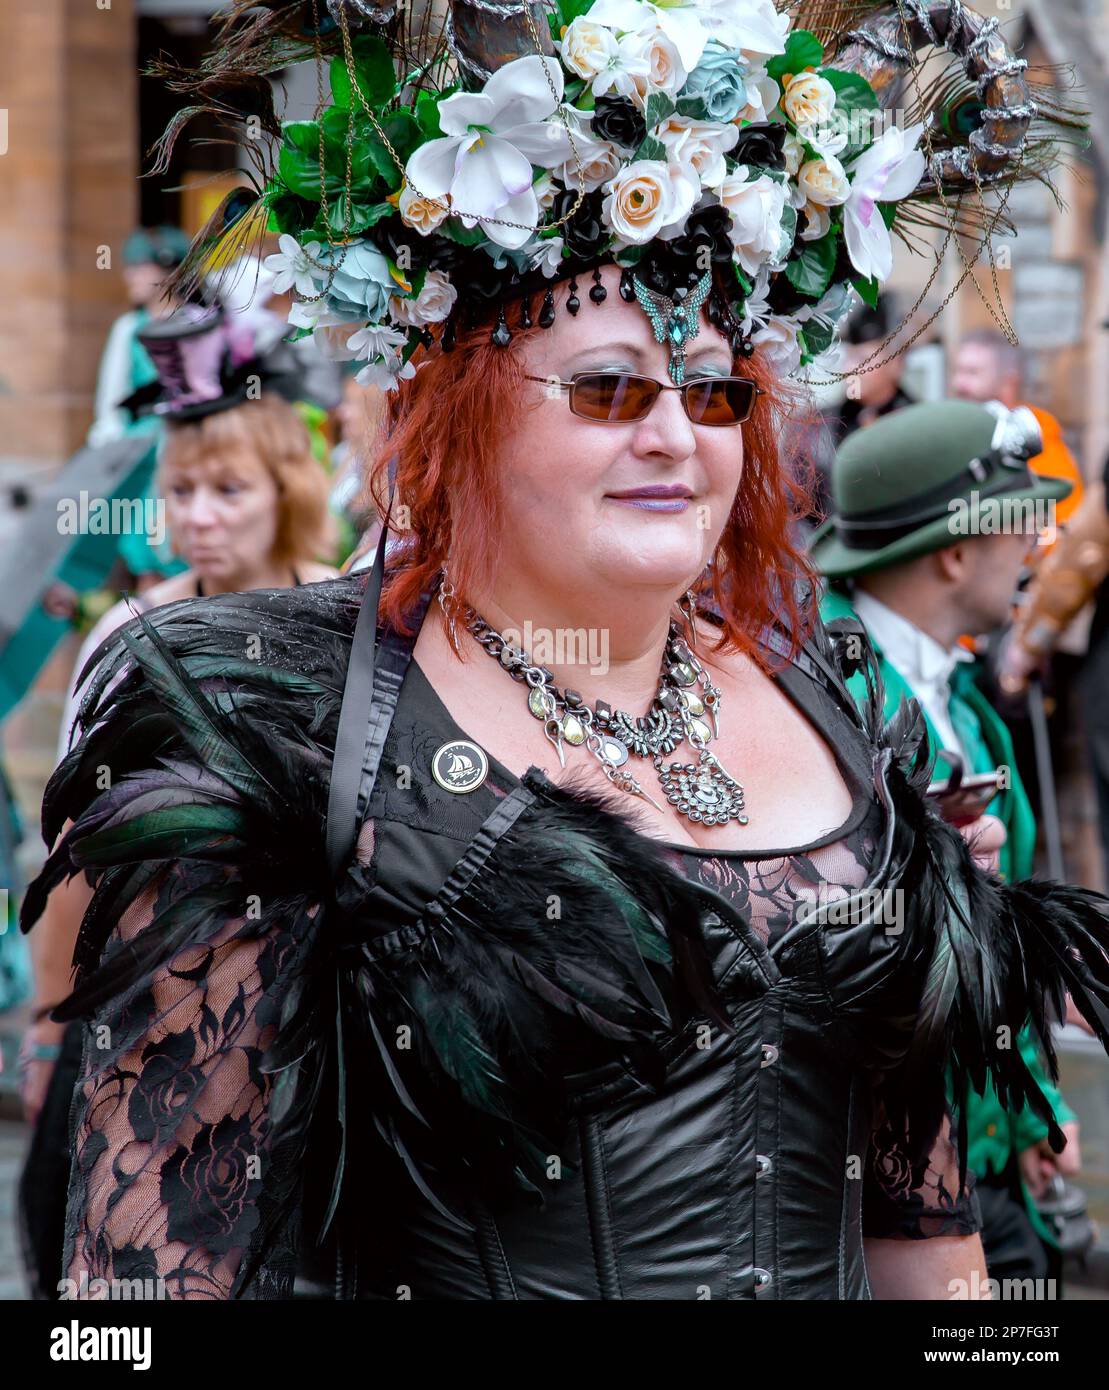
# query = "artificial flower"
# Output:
<box><xmin>398</xmin><ymin>184</ymin><xmax>451</xmax><ymax>235</ymax></box>
<box><xmin>796</xmin><ymin>155</ymin><xmax>850</xmax><ymax>208</ymax></box>
<box><xmin>389</xmin><ymin>270</ymin><xmax>457</xmax><ymax>326</ymax></box>
<box><xmin>356</xmin><ymin>354</ymin><xmax>418</xmax><ymax>391</ymax></box>
<box><xmin>528</xmin><ymin>235</ymin><xmax>567</xmax><ymax>277</ymax></box>
<box><xmin>602</xmin><ymin>158</ymin><xmax>699</xmax><ymax>244</ymax></box>
<box><xmin>678</xmin><ymin>40</ymin><xmax>749</xmax><ymax>123</ymax></box>
<box><xmin>585</xmin><ymin>0</ymin><xmax>709</xmax><ymax>75</ymax></box>
<box><xmin>403</xmin><ymin>55</ymin><xmax>575</xmax><ymax>250</ymax></box>
<box><xmin>843</xmin><ymin>121</ymin><xmax>926</xmax><ymax>281</ymax></box>
<box><xmin>626</xmin><ymin>27</ymin><xmax>689</xmax><ymax>108</ymax></box>
<box><xmin>733</xmin><ymin>67</ymin><xmax>780</xmax><ymax>124</ymax></box>
<box><xmin>781</xmin><ymin>71</ymin><xmax>837</xmax><ymax>133</ymax></box>
<box><xmin>717</xmin><ymin>166</ymin><xmax>789</xmax><ymax>275</ymax></box>
<box><xmin>657</xmin><ymin>115</ymin><xmax>739</xmax><ymax>190</ymax></box>
<box><xmin>264</xmin><ymin>234</ymin><xmax>322</xmax><ymax>297</ymax></box>
<box><xmin>560</xmin><ymin>17</ymin><xmax>619</xmax><ymax>82</ymax></box>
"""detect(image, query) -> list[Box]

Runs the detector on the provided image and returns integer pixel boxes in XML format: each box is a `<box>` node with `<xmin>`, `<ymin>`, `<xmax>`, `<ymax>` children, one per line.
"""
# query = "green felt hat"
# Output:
<box><xmin>810</xmin><ymin>400</ymin><xmax>1073</xmax><ymax>579</ymax></box>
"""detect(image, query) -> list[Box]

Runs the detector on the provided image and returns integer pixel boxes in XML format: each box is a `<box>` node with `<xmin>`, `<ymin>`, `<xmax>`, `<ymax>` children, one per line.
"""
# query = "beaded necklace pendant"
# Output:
<box><xmin>631</xmin><ymin>267</ymin><xmax>714</xmax><ymax>385</ymax></box>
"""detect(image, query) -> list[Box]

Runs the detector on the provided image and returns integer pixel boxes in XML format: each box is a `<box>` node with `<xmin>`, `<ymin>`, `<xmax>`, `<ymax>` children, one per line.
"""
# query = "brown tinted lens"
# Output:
<box><xmin>683</xmin><ymin>377</ymin><xmax>756</xmax><ymax>425</ymax></box>
<box><xmin>571</xmin><ymin>373</ymin><xmax>660</xmax><ymax>421</ymax></box>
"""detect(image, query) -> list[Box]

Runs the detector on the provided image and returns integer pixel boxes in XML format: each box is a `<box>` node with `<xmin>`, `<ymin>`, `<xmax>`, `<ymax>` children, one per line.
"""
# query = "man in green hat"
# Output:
<box><xmin>812</xmin><ymin>398</ymin><xmax>1080</xmax><ymax>1287</ymax></box>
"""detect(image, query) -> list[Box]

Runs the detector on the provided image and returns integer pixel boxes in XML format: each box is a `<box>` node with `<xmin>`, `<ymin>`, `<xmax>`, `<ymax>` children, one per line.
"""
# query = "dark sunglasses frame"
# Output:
<box><xmin>524</xmin><ymin>371</ymin><xmax>763</xmax><ymax>426</ymax></box>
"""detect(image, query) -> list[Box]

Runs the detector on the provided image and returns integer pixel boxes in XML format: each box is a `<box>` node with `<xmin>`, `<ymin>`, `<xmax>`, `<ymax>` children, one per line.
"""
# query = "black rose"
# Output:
<box><xmin>590</xmin><ymin>96</ymin><xmax>646</xmax><ymax>150</ymax></box>
<box><xmin>161</xmin><ymin>1112</ymin><xmax>263</xmax><ymax>1255</ymax></box>
<box><xmin>551</xmin><ymin>188</ymin><xmax>607</xmax><ymax>260</ymax></box>
<box><xmin>128</xmin><ymin>1029</ymin><xmax>205</xmax><ymax>1144</ymax></box>
<box><xmin>731</xmin><ymin>123</ymin><xmax>787</xmax><ymax>172</ymax></box>
<box><xmin>373</xmin><ymin>214</ymin><xmax>431</xmax><ymax>273</ymax></box>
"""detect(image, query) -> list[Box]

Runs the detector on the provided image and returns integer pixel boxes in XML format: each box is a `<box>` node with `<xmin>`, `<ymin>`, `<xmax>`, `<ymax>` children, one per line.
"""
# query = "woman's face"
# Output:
<box><xmin>499</xmin><ymin>262</ymin><xmax>744</xmax><ymax>601</ymax></box>
<box><xmin>162</xmin><ymin>446</ymin><xmax>281</xmax><ymax>584</ymax></box>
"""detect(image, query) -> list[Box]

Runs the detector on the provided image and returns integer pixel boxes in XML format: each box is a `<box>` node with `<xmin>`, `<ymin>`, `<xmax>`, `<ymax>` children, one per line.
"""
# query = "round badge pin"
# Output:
<box><xmin>431</xmin><ymin>740</ymin><xmax>490</xmax><ymax>794</ymax></box>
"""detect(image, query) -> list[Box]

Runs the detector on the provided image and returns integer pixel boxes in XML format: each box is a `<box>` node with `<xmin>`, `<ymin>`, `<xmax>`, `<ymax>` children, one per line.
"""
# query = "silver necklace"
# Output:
<box><xmin>461</xmin><ymin>605</ymin><xmax>748</xmax><ymax>828</ymax></box>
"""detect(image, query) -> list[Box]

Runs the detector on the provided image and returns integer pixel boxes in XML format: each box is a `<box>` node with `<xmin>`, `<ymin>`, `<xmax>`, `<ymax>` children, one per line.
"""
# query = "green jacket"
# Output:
<box><xmin>820</xmin><ymin>588</ymin><xmax>1075</xmax><ymax>1241</ymax></box>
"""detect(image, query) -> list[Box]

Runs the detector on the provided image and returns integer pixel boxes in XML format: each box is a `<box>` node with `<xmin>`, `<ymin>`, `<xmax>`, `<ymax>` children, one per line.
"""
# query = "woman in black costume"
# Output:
<box><xmin>20</xmin><ymin>0</ymin><xmax>1109</xmax><ymax>1299</ymax></box>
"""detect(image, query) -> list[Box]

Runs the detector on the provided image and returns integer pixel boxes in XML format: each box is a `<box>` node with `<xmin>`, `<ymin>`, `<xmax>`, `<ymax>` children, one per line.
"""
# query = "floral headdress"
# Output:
<box><xmin>155</xmin><ymin>0</ymin><xmax>1084</xmax><ymax>389</ymax></box>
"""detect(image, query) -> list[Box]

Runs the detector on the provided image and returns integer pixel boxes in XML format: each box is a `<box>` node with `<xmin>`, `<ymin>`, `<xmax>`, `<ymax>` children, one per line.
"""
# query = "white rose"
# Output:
<box><xmin>781</xmin><ymin>71</ymin><xmax>837</xmax><ymax>131</ymax></box>
<box><xmin>558</xmin><ymin>132</ymin><xmax>624</xmax><ymax>193</ymax></box>
<box><xmin>657</xmin><ymin>116</ymin><xmax>739</xmax><ymax>191</ymax></box>
<box><xmin>560</xmin><ymin>17</ymin><xmax>618</xmax><ymax>81</ymax></box>
<box><xmin>782</xmin><ymin>132</ymin><xmax>805</xmax><ymax>177</ymax></box>
<box><xmin>734</xmin><ymin>68</ymin><xmax>780</xmax><ymax>124</ymax></box>
<box><xmin>717</xmin><ymin>167</ymin><xmax>788</xmax><ymax>276</ymax></box>
<box><xmin>796</xmin><ymin>156</ymin><xmax>849</xmax><ymax>208</ymax></box>
<box><xmin>752</xmin><ymin>315</ymin><xmax>802</xmax><ymax>375</ymax></box>
<box><xmin>390</xmin><ymin>270</ymin><xmax>457</xmax><ymax>326</ymax></box>
<box><xmin>399</xmin><ymin>184</ymin><xmax>450</xmax><ymax>235</ymax></box>
<box><xmin>624</xmin><ymin>26</ymin><xmax>687</xmax><ymax>109</ymax></box>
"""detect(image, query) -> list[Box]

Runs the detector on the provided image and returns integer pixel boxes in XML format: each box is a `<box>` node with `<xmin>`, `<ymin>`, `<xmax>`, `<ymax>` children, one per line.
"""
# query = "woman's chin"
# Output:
<box><xmin>589</xmin><ymin>532</ymin><xmax>710</xmax><ymax>589</ymax></box>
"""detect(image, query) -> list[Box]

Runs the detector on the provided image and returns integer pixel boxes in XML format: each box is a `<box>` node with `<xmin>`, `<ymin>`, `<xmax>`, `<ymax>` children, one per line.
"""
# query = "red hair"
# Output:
<box><xmin>360</xmin><ymin>283</ymin><xmax>818</xmax><ymax>667</ymax></box>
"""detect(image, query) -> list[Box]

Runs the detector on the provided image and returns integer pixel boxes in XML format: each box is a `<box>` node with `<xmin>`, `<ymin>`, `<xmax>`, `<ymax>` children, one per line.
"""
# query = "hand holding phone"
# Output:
<box><xmin>926</xmin><ymin>769</ymin><xmax>1002</xmax><ymax>828</ymax></box>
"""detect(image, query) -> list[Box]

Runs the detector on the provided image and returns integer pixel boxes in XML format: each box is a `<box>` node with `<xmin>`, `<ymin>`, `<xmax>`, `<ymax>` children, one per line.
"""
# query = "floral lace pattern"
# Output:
<box><xmin>62</xmin><ymin>862</ymin><xmax>317</xmax><ymax>1299</ymax></box>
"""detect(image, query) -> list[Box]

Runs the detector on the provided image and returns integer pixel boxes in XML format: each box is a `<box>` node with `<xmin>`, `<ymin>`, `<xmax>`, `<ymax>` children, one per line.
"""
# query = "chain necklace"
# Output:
<box><xmin>461</xmin><ymin>605</ymin><xmax>748</xmax><ymax>828</ymax></box>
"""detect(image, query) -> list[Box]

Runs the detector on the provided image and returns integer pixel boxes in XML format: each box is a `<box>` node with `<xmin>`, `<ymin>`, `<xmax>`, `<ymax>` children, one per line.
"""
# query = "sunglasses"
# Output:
<box><xmin>524</xmin><ymin>372</ymin><xmax>762</xmax><ymax>426</ymax></box>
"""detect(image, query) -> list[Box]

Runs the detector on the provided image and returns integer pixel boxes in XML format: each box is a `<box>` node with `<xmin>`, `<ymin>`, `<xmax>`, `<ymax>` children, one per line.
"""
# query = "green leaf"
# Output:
<box><xmin>644</xmin><ymin>91</ymin><xmax>676</xmax><ymax>130</ymax></box>
<box><xmin>819</xmin><ymin>68</ymin><xmax>880</xmax><ymax>156</ymax></box>
<box><xmin>634</xmin><ymin>134</ymin><xmax>667</xmax><ymax>162</ymax></box>
<box><xmin>800</xmin><ymin>314</ymin><xmax>836</xmax><ymax>357</ymax></box>
<box><xmin>441</xmin><ymin>218</ymin><xmax>486</xmax><ymax>247</ymax></box>
<box><xmin>767</xmin><ymin>30</ymin><xmax>823</xmax><ymax>83</ymax></box>
<box><xmin>575</xmin><ymin>88</ymin><xmax>596</xmax><ymax>112</ymax></box>
<box><xmin>785</xmin><ymin>232</ymin><xmax>838</xmax><ymax>300</ymax></box>
<box><xmin>325</xmin><ymin>194</ymin><xmax>398</xmax><ymax>236</ymax></box>
<box><xmin>365</xmin><ymin>110</ymin><xmax>421</xmax><ymax>191</ymax></box>
<box><xmin>330</xmin><ymin>33</ymin><xmax>398</xmax><ymax>110</ymax></box>
<box><xmin>853</xmin><ymin>274</ymin><xmax>880</xmax><ymax>308</ymax></box>
<box><xmin>555</xmin><ymin>0</ymin><xmax>595</xmax><ymax>27</ymax></box>
<box><xmin>278</xmin><ymin>138</ymin><xmax>325</xmax><ymax>202</ymax></box>
<box><xmin>675</xmin><ymin>93</ymin><xmax>709</xmax><ymax>120</ymax></box>
<box><xmin>265</xmin><ymin>189</ymin><xmax>318</xmax><ymax>235</ymax></box>
<box><xmin>878</xmin><ymin>201</ymin><xmax>898</xmax><ymax>229</ymax></box>
<box><xmin>415</xmin><ymin>91</ymin><xmax>443</xmax><ymax>141</ymax></box>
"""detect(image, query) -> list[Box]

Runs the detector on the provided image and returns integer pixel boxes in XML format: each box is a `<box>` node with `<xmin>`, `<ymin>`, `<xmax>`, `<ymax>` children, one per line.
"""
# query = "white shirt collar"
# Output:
<box><xmin>852</xmin><ymin>590</ymin><xmax>974</xmax><ymax>765</ymax></box>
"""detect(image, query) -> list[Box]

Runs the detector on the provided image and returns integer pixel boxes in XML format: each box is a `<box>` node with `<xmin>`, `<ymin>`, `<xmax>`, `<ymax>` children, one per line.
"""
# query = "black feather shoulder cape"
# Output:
<box><xmin>21</xmin><ymin>575</ymin><xmax>1109</xmax><ymax>1296</ymax></box>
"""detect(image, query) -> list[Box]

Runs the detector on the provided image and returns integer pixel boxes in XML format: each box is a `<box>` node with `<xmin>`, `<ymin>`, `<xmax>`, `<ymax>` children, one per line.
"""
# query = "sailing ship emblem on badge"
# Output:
<box><xmin>431</xmin><ymin>740</ymin><xmax>490</xmax><ymax>793</ymax></box>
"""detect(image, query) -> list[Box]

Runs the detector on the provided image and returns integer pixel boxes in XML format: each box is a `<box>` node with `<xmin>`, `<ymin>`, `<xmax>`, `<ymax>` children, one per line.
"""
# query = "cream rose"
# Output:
<box><xmin>398</xmin><ymin>184</ymin><xmax>450</xmax><ymax>235</ymax></box>
<box><xmin>602</xmin><ymin>159</ymin><xmax>695</xmax><ymax>244</ymax></box>
<box><xmin>389</xmin><ymin>270</ymin><xmax>457</xmax><ymax>327</ymax></box>
<box><xmin>560</xmin><ymin>17</ymin><xmax>618</xmax><ymax>81</ymax></box>
<box><xmin>781</xmin><ymin>70</ymin><xmax>837</xmax><ymax>132</ymax></box>
<box><xmin>796</xmin><ymin>156</ymin><xmax>849</xmax><ymax>208</ymax></box>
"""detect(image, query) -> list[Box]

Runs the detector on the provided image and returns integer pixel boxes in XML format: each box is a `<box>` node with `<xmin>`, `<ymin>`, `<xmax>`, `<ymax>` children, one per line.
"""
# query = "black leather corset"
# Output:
<box><xmin>290</xmin><ymin>636</ymin><xmax>906</xmax><ymax>1301</ymax></box>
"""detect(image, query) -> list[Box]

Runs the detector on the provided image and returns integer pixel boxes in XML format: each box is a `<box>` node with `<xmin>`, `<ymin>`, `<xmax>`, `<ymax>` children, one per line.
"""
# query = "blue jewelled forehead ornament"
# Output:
<box><xmin>631</xmin><ymin>268</ymin><xmax>714</xmax><ymax>387</ymax></box>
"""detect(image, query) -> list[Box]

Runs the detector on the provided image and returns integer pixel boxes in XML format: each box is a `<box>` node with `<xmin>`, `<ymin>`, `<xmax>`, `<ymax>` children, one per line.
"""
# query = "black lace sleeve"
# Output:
<box><xmin>862</xmin><ymin>1100</ymin><xmax>982</xmax><ymax>1241</ymax></box>
<box><xmin>61</xmin><ymin>863</ymin><xmax>320</xmax><ymax>1300</ymax></box>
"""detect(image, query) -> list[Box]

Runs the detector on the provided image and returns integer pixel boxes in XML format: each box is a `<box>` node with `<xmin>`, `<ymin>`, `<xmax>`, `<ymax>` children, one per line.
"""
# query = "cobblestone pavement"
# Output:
<box><xmin>0</xmin><ymin>1119</ymin><xmax>29</xmax><ymax>1300</ymax></box>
